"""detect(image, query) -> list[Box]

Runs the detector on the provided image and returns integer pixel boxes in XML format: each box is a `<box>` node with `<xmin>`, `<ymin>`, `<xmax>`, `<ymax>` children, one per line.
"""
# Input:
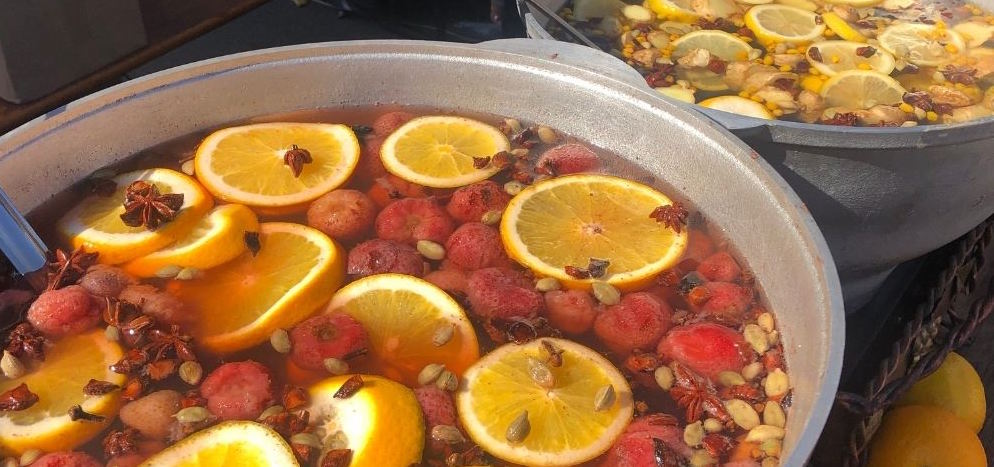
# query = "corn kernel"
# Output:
<box><xmin>739</xmin><ymin>91</ymin><xmax>751</xmax><ymax>98</ymax></box>
<box><xmin>824</xmin><ymin>29</ymin><xmax>836</xmax><ymax>37</ymax></box>
<box><xmin>765</xmin><ymin>101</ymin><xmax>779</xmax><ymax>111</ymax></box>
<box><xmin>751</xmin><ymin>95</ymin><xmax>764</xmax><ymax>102</ymax></box>
<box><xmin>926</xmin><ymin>111</ymin><xmax>939</xmax><ymax>121</ymax></box>
<box><xmin>779</xmin><ymin>64</ymin><xmax>792</xmax><ymax>71</ymax></box>
<box><xmin>899</xmin><ymin>103</ymin><xmax>913</xmax><ymax>113</ymax></box>
<box><xmin>831</xmin><ymin>55</ymin><xmax>841</xmax><ymax>63</ymax></box>
<box><xmin>800</xmin><ymin>75</ymin><xmax>823</xmax><ymax>93</ymax></box>
<box><xmin>772</xmin><ymin>109</ymin><xmax>784</xmax><ymax>117</ymax></box>
<box><xmin>810</xmin><ymin>67</ymin><xmax>820</xmax><ymax>76</ymax></box>
<box><xmin>955</xmin><ymin>82</ymin><xmax>966</xmax><ymax>89</ymax></box>
<box><xmin>935</xmin><ymin>20</ymin><xmax>946</xmax><ymax>29</ymax></box>
<box><xmin>763</xmin><ymin>55</ymin><xmax>774</xmax><ymax>65</ymax></box>
<box><xmin>622</xmin><ymin>25</ymin><xmax>632</xmax><ymax>32</ymax></box>
<box><xmin>820</xmin><ymin>74</ymin><xmax>829</xmax><ymax>81</ymax></box>
<box><xmin>946</xmin><ymin>43</ymin><xmax>959</xmax><ymax>53</ymax></box>
<box><xmin>786</xmin><ymin>48</ymin><xmax>798</xmax><ymax>54</ymax></box>
<box><xmin>857</xmin><ymin>63</ymin><xmax>872</xmax><ymax>70</ymax></box>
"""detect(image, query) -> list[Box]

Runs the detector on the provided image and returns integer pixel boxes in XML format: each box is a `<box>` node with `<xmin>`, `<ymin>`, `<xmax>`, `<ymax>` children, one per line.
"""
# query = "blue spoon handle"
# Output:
<box><xmin>0</xmin><ymin>185</ymin><xmax>48</xmax><ymax>275</ymax></box>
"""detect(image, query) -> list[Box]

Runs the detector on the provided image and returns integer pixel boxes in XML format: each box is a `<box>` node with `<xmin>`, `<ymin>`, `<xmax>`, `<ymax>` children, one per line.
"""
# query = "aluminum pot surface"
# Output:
<box><xmin>521</xmin><ymin>1</ymin><xmax>994</xmax><ymax>309</ymax></box>
<box><xmin>0</xmin><ymin>40</ymin><xmax>843</xmax><ymax>464</ymax></box>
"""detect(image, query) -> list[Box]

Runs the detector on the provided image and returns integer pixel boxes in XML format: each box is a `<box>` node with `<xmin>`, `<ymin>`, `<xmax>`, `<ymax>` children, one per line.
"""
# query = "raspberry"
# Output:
<box><xmin>593</xmin><ymin>292</ymin><xmax>673</xmax><ymax>355</ymax></box>
<box><xmin>423</xmin><ymin>268</ymin><xmax>468</xmax><ymax>295</ymax></box>
<box><xmin>696</xmin><ymin>252</ymin><xmax>742</xmax><ymax>282</ymax></box>
<box><xmin>657</xmin><ymin>323</ymin><xmax>751</xmax><ymax>378</ymax></box>
<box><xmin>289</xmin><ymin>313</ymin><xmax>369</xmax><ymax>372</ymax></box>
<box><xmin>365</xmin><ymin>175</ymin><xmax>429</xmax><ymax>208</ymax></box>
<box><xmin>414</xmin><ymin>386</ymin><xmax>461</xmax><ymax>455</ymax></box>
<box><xmin>372</xmin><ymin>111</ymin><xmax>415</xmax><ymax>136</ymax></box>
<box><xmin>445</xmin><ymin>181</ymin><xmax>511</xmax><ymax>224</ymax></box>
<box><xmin>600</xmin><ymin>415</ymin><xmax>692</xmax><ymax>466</ymax></box>
<box><xmin>465</xmin><ymin>268</ymin><xmax>544</xmax><ymax>319</ymax></box>
<box><xmin>544</xmin><ymin>289</ymin><xmax>598</xmax><ymax>335</ymax></box>
<box><xmin>700</xmin><ymin>282</ymin><xmax>753</xmax><ymax>319</ymax></box>
<box><xmin>347</xmin><ymin>239</ymin><xmax>425</xmax><ymax>278</ymax></box>
<box><xmin>444</xmin><ymin>222</ymin><xmax>509</xmax><ymax>271</ymax></box>
<box><xmin>375</xmin><ymin>198</ymin><xmax>455</xmax><ymax>245</ymax></box>
<box><xmin>200</xmin><ymin>361</ymin><xmax>273</xmax><ymax>421</ymax></box>
<box><xmin>306</xmin><ymin>189</ymin><xmax>378</xmax><ymax>244</ymax></box>
<box><xmin>26</xmin><ymin>285</ymin><xmax>100</xmax><ymax>337</ymax></box>
<box><xmin>31</xmin><ymin>452</ymin><xmax>102</xmax><ymax>467</ymax></box>
<box><xmin>536</xmin><ymin>143</ymin><xmax>600</xmax><ymax>175</ymax></box>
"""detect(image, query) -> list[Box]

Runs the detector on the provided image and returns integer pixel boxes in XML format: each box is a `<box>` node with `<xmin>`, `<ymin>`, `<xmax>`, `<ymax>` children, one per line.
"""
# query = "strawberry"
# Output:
<box><xmin>696</xmin><ymin>252</ymin><xmax>742</xmax><ymax>282</ymax></box>
<box><xmin>700</xmin><ymin>282</ymin><xmax>753</xmax><ymax>319</ymax></box>
<box><xmin>657</xmin><ymin>323</ymin><xmax>751</xmax><ymax>378</ymax></box>
<box><xmin>594</xmin><ymin>292</ymin><xmax>673</xmax><ymax>355</ymax></box>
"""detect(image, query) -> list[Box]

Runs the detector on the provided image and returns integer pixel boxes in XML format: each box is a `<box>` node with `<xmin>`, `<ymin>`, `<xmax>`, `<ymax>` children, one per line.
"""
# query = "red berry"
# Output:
<box><xmin>600</xmin><ymin>416</ymin><xmax>691</xmax><ymax>466</ymax></box>
<box><xmin>696</xmin><ymin>252</ymin><xmax>741</xmax><ymax>282</ymax></box>
<box><xmin>544</xmin><ymin>289</ymin><xmax>598</xmax><ymax>335</ymax></box>
<box><xmin>536</xmin><ymin>143</ymin><xmax>600</xmax><ymax>175</ymax></box>
<box><xmin>444</xmin><ymin>223</ymin><xmax>509</xmax><ymax>271</ymax></box>
<box><xmin>465</xmin><ymin>268</ymin><xmax>544</xmax><ymax>319</ymax></box>
<box><xmin>423</xmin><ymin>268</ymin><xmax>468</xmax><ymax>295</ymax></box>
<box><xmin>351</xmin><ymin>137</ymin><xmax>388</xmax><ymax>186</ymax></box>
<box><xmin>118</xmin><ymin>284</ymin><xmax>189</xmax><ymax>326</ymax></box>
<box><xmin>289</xmin><ymin>313</ymin><xmax>369</xmax><ymax>372</ymax></box>
<box><xmin>375</xmin><ymin>198</ymin><xmax>455</xmax><ymax>245</ymax></box>
<box><xmin>307</xmin><ymin>189</ymin><xmax>378</xmax><ymax>243</ymax></box>
<box><xmin>372</xmin><ymin>111</ymin><xmax>415</xmax><ymax>136</ymax></box>
<box><xmin>414</xmin><ymin>385</ymin><xmax>461</xmax><ymax>454</ymax></box>
<box><xmin>700</xmin><ymin>282</ymin><xmax>753</xmax><ymax>319</ymax></box>
<box><xmin>445</xmin><ymin>181</ymin><xmax>511</xmax><ymax>224</ymax></box>
<box><xmin>347</xmin><ymin>239</ymin><xmax>425</xmax><ymax>278</ymax></box>
<box><xmin>200</xmin><ymin>361</ymin><xmax>273</xmax><ymax>421</ymax></box>
<box><xmin>593</xmin><ymin>292</ymin><xmax>673</xmax><ymax>356</ymax></box>
<box><xmin>684</xmin><ymin>229</ymin><xmax>716</xmax><ymax>262</ymax></box>
<box><xmin>26</xmin><ymin>285</ymin><xmax>100</xmax><ymax>337</ymax></box>
<box><xmin>31</xmin><ymin>452</ymin><xmax>102</xmax><ymax>467</ymax></box>
<box><xmin>657</xmin><ymin>323</ymin><xmax>751</xmax><ymax>378</ymax></box>
<box><xmin>365</xmin><ymin>175</ymin><xmax>429</xmax><ymax>208</ymax></box>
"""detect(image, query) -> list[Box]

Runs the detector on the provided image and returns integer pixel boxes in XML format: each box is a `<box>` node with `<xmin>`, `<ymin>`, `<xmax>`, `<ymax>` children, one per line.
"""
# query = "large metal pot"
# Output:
<box><xmin>0</xmin><ymin>40</ymin><xmax>842</xmax><ymax>464</ymax></box>
<box><xmin>521</xmin><ymin>2</ymin><xmax>994</xmax><ymax>309</ymax></box>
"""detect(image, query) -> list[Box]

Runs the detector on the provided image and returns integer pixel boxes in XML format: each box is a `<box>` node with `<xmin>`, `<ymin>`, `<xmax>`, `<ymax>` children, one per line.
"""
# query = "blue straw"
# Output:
<box><xmin>0</xmin><ymin>185</ymin><xmax>48</xmax><ymax>275</ymax></box>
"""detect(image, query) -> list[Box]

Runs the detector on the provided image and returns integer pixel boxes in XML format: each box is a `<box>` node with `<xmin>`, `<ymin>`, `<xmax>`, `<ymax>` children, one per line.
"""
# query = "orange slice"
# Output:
<box><xmin>140</xmin><ymin>421</ymin><xmax>298</xmax><ymax>466</ymax></box>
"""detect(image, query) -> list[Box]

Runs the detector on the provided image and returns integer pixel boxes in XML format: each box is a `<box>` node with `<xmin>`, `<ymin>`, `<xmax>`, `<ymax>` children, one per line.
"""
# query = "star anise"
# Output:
<box><xmin>4</xmin><ymin>322</ymin><xmax>46</xmax><ymax>361</ymax></box>
<box><xmin>261</xmin><ymin>409</ymin><xmax>310</xmax><ymax>438</ymax></box>
<box><xmin>903</xmin><ymin>91</ymin><xmax>934</xmax><ymax>111</ymax></box>
<box><xmin>511</xmin><ymin>127</ymin><xmax>538</xmax><ymax>148</ymax></box>
<box><xmin>941</xmin><ymin>65</ymin><xmax>977</xmax><ymax>85</ymax></box>
<box><xmin>669</xmin><ymin>363</ymin><xmax>730</xmax><ymax>423</ymax></box>
<box><xmin>103</xmin><ymin>427</ymin><xmax>141</xmax><ymax>458</ymax></box>
<box><xmin>0</xmin><ymin>383</ymin><xmax>38</xmax><ymax>411</ymax></box>
<box><xmin>650</xmin><ymin>203</ymin><xmax>689</xmax><ymax>233</ymax></box>
<box><xmin>120</xmin><ymin>181</ymin><xmax>184</xmax><ymax>231</ymax></box>
<box><xmin>284</xmin><ymin>144</ymin><xmax>313</xmax><ymax>178</ymax></box>
<box><xmin>719</xmin><ymin>383</ymin><xmax>765</xmax><ymax>403</ymax></box>
<box><xmin>44</xmin><ymin>247</ymin><xmax>98</xmax><ymax>291</ymax></box>
<box><xmin>482</xmin><ymin>316</ymin><xmax>560</xmax><ymax>345</ymax></box>
<box><xmin>822</xmin><ymin>112</ymin><xmax>859</xmax><ymax>126</ymax></box>
<box><xmin>645</xmin><ymin>65</ymin><xmax>677</xmax><ymax>88</ymax></box>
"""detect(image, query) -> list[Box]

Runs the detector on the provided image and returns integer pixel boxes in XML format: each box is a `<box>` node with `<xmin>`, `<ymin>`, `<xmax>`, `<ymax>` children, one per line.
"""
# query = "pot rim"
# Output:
<box><xmin>0</xmin><ymin>39</ymin><xmax>845</xmax><ymax>464</ymax></box>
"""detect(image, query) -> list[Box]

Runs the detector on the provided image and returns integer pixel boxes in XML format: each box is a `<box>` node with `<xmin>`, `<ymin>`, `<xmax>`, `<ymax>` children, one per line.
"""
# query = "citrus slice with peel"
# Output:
<box><xmin>699</xmin><ymin>96</ymin><xmax>775</xmax><ymax>119</ymax></box>
<box><xmin>57</xmin><ymin>168</ymin><xmax>212</xmax><ymax>265</ymax></box>
<box><xmin>672</xmin><ymin>30</ymin><xmax>755</xmax><ymax>62</ymax></box>
<box><xmin>646</xmin><ymin>0</ymin><xmax>699</xmax><ymax>22</ymax></box>
<box><xmin>456</xmin><ymin>338</ymin><xmax>634</xmax><ymax>466</ymax></box>
<box><xmin>306</xmin><ymin>375</ymin><xmax>424</xmax><ymax>466</ymax></box>
<box><xmin>139</xmin><ymin>421</ymin><xmax>298</xmax><ymax>466</ymax></box>
<box><xmin>744</xmin><ymin>4</ymin><xmax>826</xmax><ymax>45</ymax></box>
<box><xmin>0</xmin><ymin>330</ymin><xmax>126</xmax><ymax>455</ymax></box>
<box><xmin>167</xmin><ymin>222</ymin><xmax>345</xmax><ymax>353</ymax></box>
<box><xmin>655</xmin><ymin>86</ymin><xmax>697</xmax><ymax>103</ymax></box>
<box><xmin>325</xmin><ymin>274</ymin><xmax>480</xmax><ymax>386</ymax></box>
<box><xmin>806</xmin><ymin>41</ymin><xmax>896</xmax><ymax>76</ymax></box>
<box><xmin>953</xmin><ymin>22</ymin><xmax>994</xmax><ymax>49</ymax></box>
<box><xmin>820</xmin><ymin>12</ymin><xmax>866</xmax><ymax>43</ymax></box>
<box><xmin>774</xmin><ymin>0</ymin><xmax>817</xmax><ymax>10</ymax></box>
<box><xmin>194</xmin><ymin>123</ymin><xmax>360</xmax><ymax>208</ymax></box>
<box><xmin>380</xmin><ymin>116</ymin><xmax>510</xmax><ymax>188</ymax></box>
<box><xmin>501</xmin><ymin>174</ymin><xmax>688</xmax><ymax>291</ymax></box>
<box><xmin>122</xmin><ymin>204</ymin><xmax>260</xmax><ymax>277</ymax></box>
<box><xmin>822</xmin><ymin>0</ymin><xmax>882</xmax><ymax>7</ymax></box>
<box><xmin>820</xmin><ymin>69</ymin><xmax>907</xmax><ymax>109</ymax></box>
<box><xmin>878</xmin><ymin>23</ymin><xmax>967</xmax><ymax>66</ymax></box>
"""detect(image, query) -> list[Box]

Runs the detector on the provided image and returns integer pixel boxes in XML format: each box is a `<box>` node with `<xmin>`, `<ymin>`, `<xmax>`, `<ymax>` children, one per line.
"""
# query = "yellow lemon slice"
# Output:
<box><xmin>744</xmin><ymin>4</ymin><xmax>826</xmax><ymax>45</ymax></box>
<box><xmin>822</xmin><ymin>0</ymin><xmax>882</xmax><ymax>7</ymax></box>
<box><xmin>456</xmin><ymin>338</ymin><xmax>633</xmax><ymax>466</ymax></box>
<box><xmin>878</xmin><ymin>23</ymin><xmax>967</xmax><ymax>67</ymax></box>
<box><xmin>194</xmin><ymin>123</ymin><xmax>360</xmax><ymax>208</ymax></box>
<box><xmin>646</xmin><ymin>0</ymin><xmax>699</xmax><ymax>22</ymax></box>
<box><xmin>953</xmin><ymin>22</ymin><xmax>994</xmax><ymax>49</ymax></box>
<box><xmin>655</xmin><ymin>86</ymin><xmax>697</xmax><ymax>103</ymax></box>
<box><xmin>774</xmin><ymin>0</ymin><xmax>817</xmax><ymax>10</ymax></box>
<box><xmin>672</xmin><ymin>30</ymin><xmax>755</xmax><ymax>61</ymax></box>
<box><xmin>699</xmin><ymin>95</ymin><xmax>775</xmax><ymax>119</ymax></box>
<box><xmin>139</xmin><ymin>421</ymin><xmax>297</xmax><ymax>466</ymax></box>
<box><xmin>820</xmin><ymin>12</ymin><xmax>866</xmax><ymax>42</ymax></box>
<box><xmin>57</xmin><ymin>169</ymin><xmax>212</xmax><ymax>265</ymax></box>
<box><xmin>820</xmin><ymin>69</ymin><xmax>907</xmax><ymax>109</ymax></box>
<box><xmin>122</xmin><ymin>204</ymin><xmax>260</xmax><ymax>278</ymax></box>
<box><xmin>0</xmin><ymin>330</ymin><xmax>126</xmax><ymax>455</ymax></box>
<box><xmin>806</xmin><ymin>40</ymin><xmax>896</xmax><ymax>76</ymax></box>
<box><xmin>500</xmin><ymin>174</ymin><xmax>688</xmax><ymax>291</ymax></box>
<box><xmin>379</xmin><ymin>116</ymin><xmax>510</xmax><ymax>188</ymax></box>
<box><xmin>325</xmin><ymin>274</ymin><xmax>480</xmax><ymax>386</ymax></box>
<box><xmin>167</xmin><ymin>222</ymin><xmax>345</xmax><ymax>353</ymax></box>
<box><xmin>307</xmin><ymin>375</ymin><xmax>424</xmax><ymax>466</ymax></box>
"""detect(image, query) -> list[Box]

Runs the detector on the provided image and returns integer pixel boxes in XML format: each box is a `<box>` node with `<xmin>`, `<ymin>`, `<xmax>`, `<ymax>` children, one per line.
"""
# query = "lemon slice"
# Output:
<box><xmin>57</xmin><ymin>169</ymin><xmax>213</xmax><ymax>265</ymax></box>
<box><xmin>744</xmin><ymin>4</ymin><xmax>826</xmax><ymax>45</ymax></box>
<box><xmin>325</xmin><ymin>274</ymin><xmax>480</xmax><ymax>386</ymax></box>
<box><xmin>878</xmin><ymin>23</ymin><xmax>966</xmax><ymax>66</ymax></box>
<box><xmin>820</xmin><ymin>12</ymin><xmax>866</xmax><ymax>43</ymax></box>
<box><xmin>699</xmin><ymin>96</ymin><xmax>775</xmax><ymax>119</ymax></box>
<box><xmin>774</xmin><ymin>0</ymin><xmax>817</xmax><ymax>10</ymax></box>
<box><xmin>194</xmin><ymin>123</ymin><xmax>360</xmax><ymax>208</ymax></box>
<box><xmin>806</xmin><ymin>41</ymin><xmax>896</xmax><ymax>76</ymax></box>
<box><xmin>646</xmin><ymin>0</ymin><xmax>700</xmax><ymax>22</ymax></box>
<box><xmin>736</xmin><ymin>0</ymin><xmax>774</xmax><ymax>6</ymax></box>
<box><xmin>122</xmin><ymin>204</ymin><xmax>259</xmax><ymax>278</ymax></box>
<box><xmin>168</xmin><ymin>222</ymin><xmax>345</xmax><ymax>353</ymax></box>
<box><xmin>655</xmin><ymin>86</ymin><xmax>697</xmax><ymax>103</ymax></box>
<box><xmin>140</xmin><ymin>421</ymin><xmax>297</xmax><ymax>466</ymax></box>
<box><xmin>0</xmin><ymin>330</ymin><xmax>126</xmax><ymax>455</ymax></box>
<box><xmin>500</xmin><ymin>174</ymin><xmax>688</xmax><ymax>291</ymax></box>
<box><xmin>953</xmin><ymin>22</ymin><xmax>994</xmax><ymax>49</ymax></box>
<box><xmin>672</xmin><ymin>30</ymin><xmax>755</xmax><ymax>61</ymax></box>
<box><xmin>307</xmin><ymin>375</ymin><xmax>424</xmax><ymax>466</ymax></box>
<box><xmin>820</xmin><ymin>69</ymin><xmax>907</xmax><ymax>109</ymax></box>
<box><xmin>379</xmin><ymin>116</ymin><xmax>510</xmax><ymax>188</ymax></box>
<box><xmin>456</xmin><ymin>338</ymin><xmax>633</xmax><ymax>466</ymax></box>
<box><xmin>822</xmin><ymin>0</ymin><xmax>882</xmax><ymax>6</ymax></box>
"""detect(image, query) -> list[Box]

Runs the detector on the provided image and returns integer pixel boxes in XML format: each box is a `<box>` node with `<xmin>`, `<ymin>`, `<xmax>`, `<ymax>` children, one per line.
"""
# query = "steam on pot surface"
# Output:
<box><xmin>1</xmin><ymin>107</ymin><xmax>793</xmax><ymax>466</ymax></box>
<box><xmin>554</xmin><ymin>0</ymin><xmax>994</xmax><ymax>126</ymax></box>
